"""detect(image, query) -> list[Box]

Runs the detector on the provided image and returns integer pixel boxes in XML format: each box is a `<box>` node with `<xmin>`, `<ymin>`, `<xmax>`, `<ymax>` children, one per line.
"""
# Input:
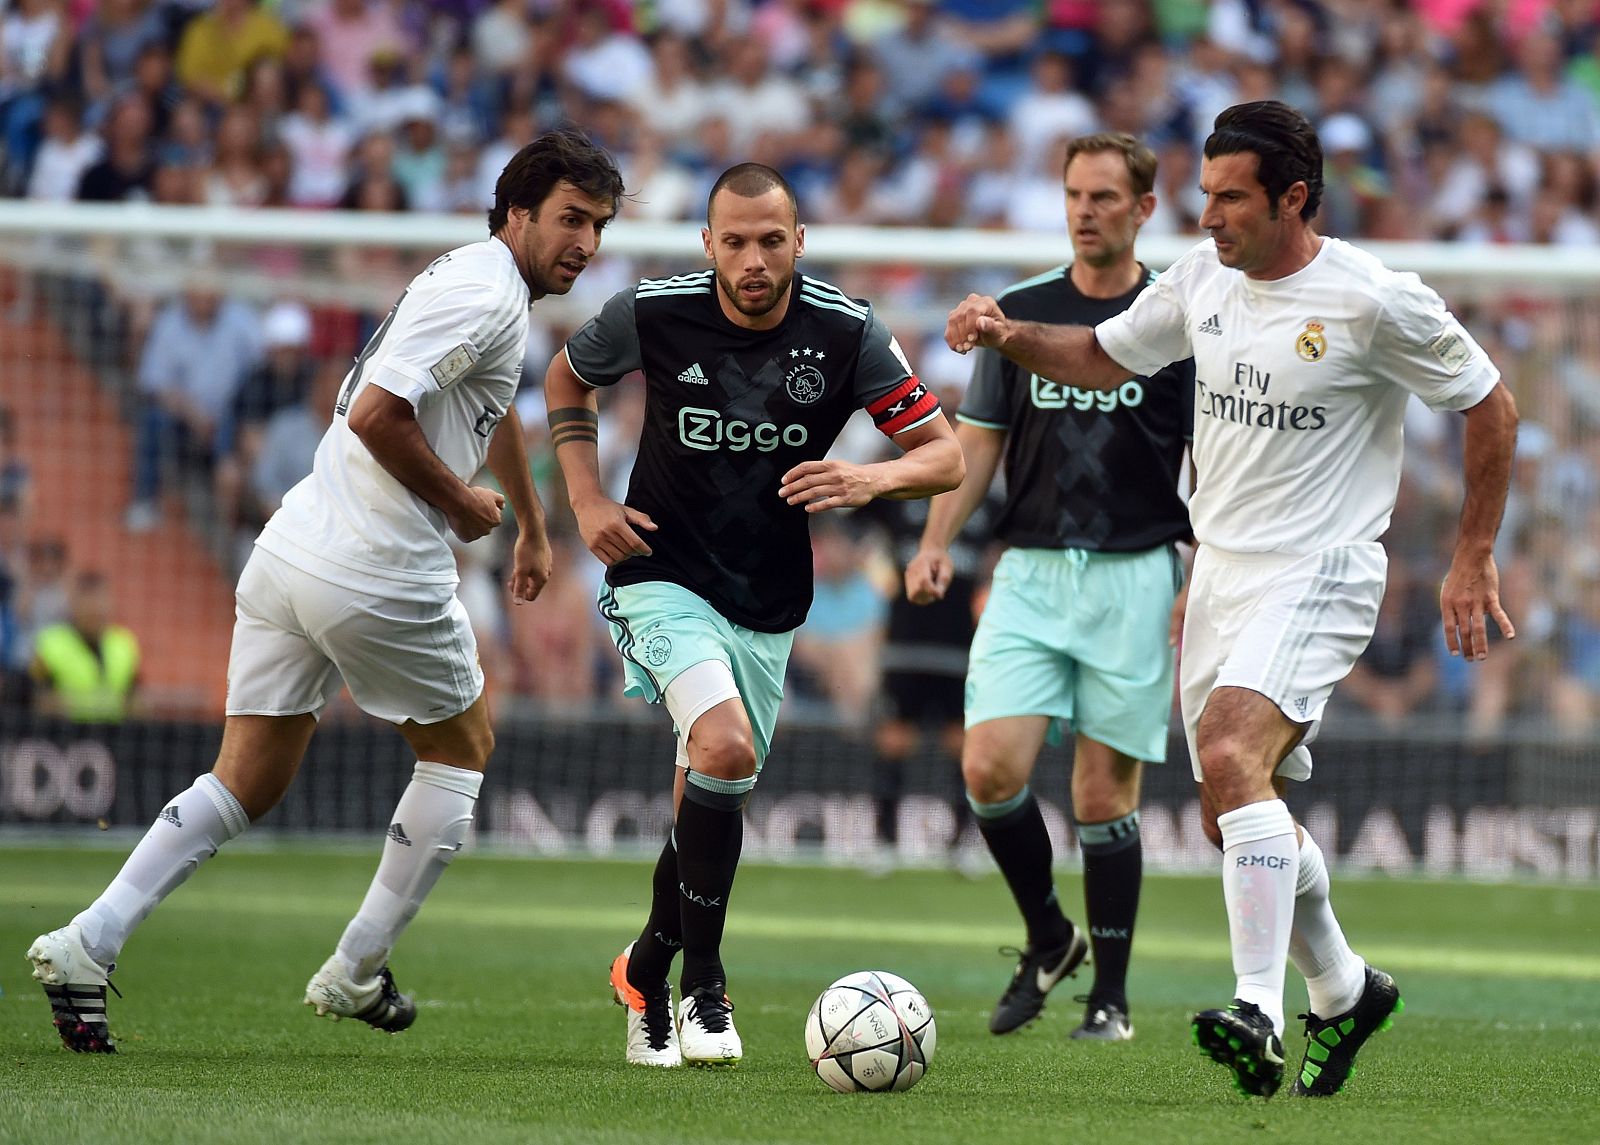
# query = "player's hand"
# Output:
<box><xmin>448</xmin><ymin>485</ymin><xmax>505</xmax><ymax>542</ymax></box>
<box><xmin>573</xmin><ymin>494</ymin><xmax>657</xmax><ymax>566</ymax></box>
<box><xmin>1168</xmin><ymin>578</ymin><xmax>1190</xmax><ymax>648</ymax></box>
<box><xmin>945</xmin><ymin>294</ymin><xmax>1009</xmax><ymax>354</ymax></box>
<box><xmin>779</xmin><ymin>460</ymin><xmax>880</xmax><ymax>512</ymax></box>
<box><xmin>507</xmin><ymin>528</ymin><xmax>552</xmax><ymax>604</ymax></box>
<box><xmin>1440</xmin><ymin>549</ymin><xmax>1515</xmax><ymax>661</ymax></box>
<box><xmin>905</xmin><ymin>548</ymin><xmax>953</xmax><ymax>604</ymax></box>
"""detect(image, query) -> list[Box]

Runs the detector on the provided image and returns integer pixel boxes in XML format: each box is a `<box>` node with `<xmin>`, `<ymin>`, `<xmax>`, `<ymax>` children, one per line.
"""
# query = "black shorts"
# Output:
<box><xmin>882</xmin><ymin>672</ymin><xmax>965</xmax><ymax>726</ymax></box>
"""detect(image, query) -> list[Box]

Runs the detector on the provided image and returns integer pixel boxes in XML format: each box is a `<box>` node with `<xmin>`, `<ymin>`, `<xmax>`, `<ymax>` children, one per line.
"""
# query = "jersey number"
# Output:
<box><xmin>335</xmin><ymin>289</ymin><xmax>409</xmax><ymax>416</ymax></box>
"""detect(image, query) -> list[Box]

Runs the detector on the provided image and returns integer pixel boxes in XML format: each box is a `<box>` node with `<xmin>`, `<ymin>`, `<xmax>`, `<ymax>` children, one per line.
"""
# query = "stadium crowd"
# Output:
<box><xmin>0</xmin><ymin>0</ymin><xmax>1598</xmax><ymax>734</ymax></box>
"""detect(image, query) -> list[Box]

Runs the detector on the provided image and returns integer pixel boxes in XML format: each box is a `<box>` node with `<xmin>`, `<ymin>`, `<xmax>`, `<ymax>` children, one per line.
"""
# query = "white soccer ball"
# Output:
<box><xmin>804</xmin><ymin>970</ymin><xmax>937</xmax><ymax>1093</ymax></box>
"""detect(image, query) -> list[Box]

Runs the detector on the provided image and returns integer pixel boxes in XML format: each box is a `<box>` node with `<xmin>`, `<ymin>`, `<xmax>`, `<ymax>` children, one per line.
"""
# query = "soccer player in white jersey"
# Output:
<box><xmin>945</xmin><ymin>101</ymin><xmax>1519</xmax><ymax>1098</ymax></box>
<box><xmin>25</xmin><ymin>129</ymin><xmax>625</xmax><ymax>1053</ymax></box>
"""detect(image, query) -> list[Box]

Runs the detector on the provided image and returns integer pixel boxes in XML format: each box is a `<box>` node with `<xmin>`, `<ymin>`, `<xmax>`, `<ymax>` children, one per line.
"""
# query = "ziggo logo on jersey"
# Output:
<box><xmin>1031</xmin><ymin>374</ymin><xmax>1145</xmax><ymax>411</ymax></box>
<box><xmin>678</xmin><ymin>407</ymin><xmax>810</xmax><ymax>452</ymax></box>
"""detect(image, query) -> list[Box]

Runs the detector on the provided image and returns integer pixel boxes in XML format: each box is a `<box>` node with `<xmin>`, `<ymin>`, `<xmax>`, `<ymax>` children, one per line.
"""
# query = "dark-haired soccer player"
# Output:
<box><xmin>543</xmin><ymin>163</ymin><xmax>963</xmax><ymax>1067</ymax></box>
<box><xmin>946</xmin><ymin>101</ymin><xmax>1518</xmax><ymax>1098</ymax></box>
<box><xmin>27</xmin><ymin>129</ymin><xmax>625</xmax><ymax>1052</ymax></box>
<box><xmin>909</xmin><ymin>132</ymin><xmax>1193</xmax><ymax>1043</ymax></box>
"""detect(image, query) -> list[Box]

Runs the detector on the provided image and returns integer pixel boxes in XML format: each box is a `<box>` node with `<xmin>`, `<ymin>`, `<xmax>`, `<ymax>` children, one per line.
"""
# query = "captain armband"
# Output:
<box><xmin>867</xmin><ymin>375</ymin><xmax>940</xmax><ymax>437</ymax></box>
<box><xmin>548</xmin><ymin>407</ymin><xmax>599</xmax><ymax>450</ymax></box>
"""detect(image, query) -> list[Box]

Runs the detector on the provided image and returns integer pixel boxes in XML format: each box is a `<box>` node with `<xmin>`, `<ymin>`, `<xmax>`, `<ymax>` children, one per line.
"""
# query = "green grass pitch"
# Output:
<box><xmin>2</xmin><ymin>845</ymin><xmax>1597</xmax><ymax>1145</ymax></box>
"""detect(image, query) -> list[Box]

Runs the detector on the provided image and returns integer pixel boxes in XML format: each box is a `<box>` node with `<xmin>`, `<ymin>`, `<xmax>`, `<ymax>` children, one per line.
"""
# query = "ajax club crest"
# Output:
<box><xmin>644</xmin><ymin>633</ymin><xmax>673</xmax><ymax>667</ymax></box>
<box><xmin>1295</xmin><ymin>320</ymin><xmax>1328</xmax><ymax>362</ymax></box>
<box><xmin>785</xmin><ymin>357</ymin><xmax>826</xmax><ymax>405</ymax></box>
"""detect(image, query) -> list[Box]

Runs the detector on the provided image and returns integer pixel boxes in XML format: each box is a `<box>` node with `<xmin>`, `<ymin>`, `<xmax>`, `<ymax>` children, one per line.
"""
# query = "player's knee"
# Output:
<box><xmin>1195</xmin><ymin>731</ymin><xmax>1256</xmax><ymax>789</ymax></box>
<box><xmin>962</xmin><ymin>753</ymin><xmax>1022</xmax><ymax>805</ymax></box>
<box><xmin>691</xmin><ymin>728</ymin><xmax>757</xmax><ymax>781</ymax></box>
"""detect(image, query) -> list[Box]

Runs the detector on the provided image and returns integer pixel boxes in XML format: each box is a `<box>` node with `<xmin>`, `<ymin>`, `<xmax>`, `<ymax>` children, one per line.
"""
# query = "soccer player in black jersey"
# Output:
<box><xmin>908</xmin><ymin>133</ymin><xmax>1194</xmax><ymax>1042</ymax></box>
<box><xmin>542</xmin><ymin>163</ymin><xmax>964</xmax><ymax>1067</ymax></box>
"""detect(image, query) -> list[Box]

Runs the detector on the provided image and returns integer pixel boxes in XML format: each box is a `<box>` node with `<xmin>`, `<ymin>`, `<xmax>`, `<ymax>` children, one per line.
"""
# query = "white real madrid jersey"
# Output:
<box><xmin>1095</xmin><ymin>237</ymin><xmax>1500</xmax><ymax>556</ymax></box>
<box><xmin>259</xmin><ymin>238</ymin><xmax>530</xmax><ymax>601</ymax></box>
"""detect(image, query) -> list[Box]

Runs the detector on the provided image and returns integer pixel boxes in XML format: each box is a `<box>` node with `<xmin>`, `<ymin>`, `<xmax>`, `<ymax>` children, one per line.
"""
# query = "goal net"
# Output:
<box><xmin>0</xmin><ymin>202</ymin><xmax>1594</xmax><ymax>880</ymax></box>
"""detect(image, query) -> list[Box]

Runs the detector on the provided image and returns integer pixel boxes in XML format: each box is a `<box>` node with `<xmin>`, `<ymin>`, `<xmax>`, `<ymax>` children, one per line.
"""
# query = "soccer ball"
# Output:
<box><xmin>804</xmin><ymin>970</ymin><xmax>936</xmax><ymax>1093</ymax></box>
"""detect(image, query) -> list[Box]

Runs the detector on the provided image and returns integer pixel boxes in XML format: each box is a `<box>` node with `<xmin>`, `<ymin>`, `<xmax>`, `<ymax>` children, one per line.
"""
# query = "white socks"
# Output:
<box><xmin>335</xmin><ymin>761</ymin><xmax>481</xmax><ymax>983</ymax></box>
<box><xmin>1218</xmin><ymin>798</ymin><xmax>1298</xmax><ymax>1035</ymax></box>
<box><xmin>73</xmin><ymin>772</ymin><xmax>250</xmax><ymax>968</ymax></box>
<box><xmin>1289</xmin><ymin>830</ymin><xmax>1367</xmax><ymax>1017</ymax></box>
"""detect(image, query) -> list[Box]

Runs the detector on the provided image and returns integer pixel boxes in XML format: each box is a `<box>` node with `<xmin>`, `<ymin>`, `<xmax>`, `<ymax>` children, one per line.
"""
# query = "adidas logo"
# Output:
<box><xmin>387</xmin><ymin>822</ymin><xmax>413</xmax><ymax>847</ymax></box>
<box><xmin>1198</xmin><ymin>314</ymin><xmax>1222</xmax><ymax>335</ymax></box>
<box><xmin>677</xmin><ymin>362</ymin><xmax>708</xmax><ymax>385</ymax></box>
<box><xmin>158</xmin><ymin>805</ymin><xmax>182</xmax><ymax>827</ymax></box>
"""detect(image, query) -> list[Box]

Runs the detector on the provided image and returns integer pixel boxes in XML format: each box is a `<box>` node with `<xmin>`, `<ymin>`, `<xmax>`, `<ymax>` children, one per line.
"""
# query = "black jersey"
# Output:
<box><xmin>565</xmin><ymin>270</ymin><xmax>939</xmax><ymax>633</ymax></box>
<box><xmin>959</xmin><ymin>266</ymin><xmax>1194</xmax><ymax>552</ymax></box>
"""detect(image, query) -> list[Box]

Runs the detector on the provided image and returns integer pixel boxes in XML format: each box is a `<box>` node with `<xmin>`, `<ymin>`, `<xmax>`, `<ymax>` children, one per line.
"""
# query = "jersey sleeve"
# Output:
<box><xmin>563</xmin><ymin>286</ymin><xmax>642</xmax><ymax>387</ymax></box>
<box><xmin>956</xmin><ymin>346</ymin><xmax>1012</xmax><ymax>430</ymax></box>
<box><xmin>855</xmin><ymin>310</ymin><xmax>942</xmax><ymax>437</ymax></box>
<box><xmin>365</xmin><ymin>282</ymin><xmax>525</xmax><ymax>410</ymax></box>
<box><xmin>1094</xmin><ymin>250</ymin><xmax>1198</xmax><ymax>377</ymax></box>
<box><xmin>1369</xmin><ymin>273</ymin><xmax>1500</xmax><ymax>411</ymax></box>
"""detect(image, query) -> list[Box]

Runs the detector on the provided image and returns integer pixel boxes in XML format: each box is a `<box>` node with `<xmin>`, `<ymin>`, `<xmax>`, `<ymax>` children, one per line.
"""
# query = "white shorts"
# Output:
<box><xmin>1180</xmin><ymin>542</ymin><xmax>1386</xmax><ymax>782</ymax></box>
<box><xmin>226</xmin><ymin>546</ymin><xmax>483</xmax><ymax>725</ymax></box>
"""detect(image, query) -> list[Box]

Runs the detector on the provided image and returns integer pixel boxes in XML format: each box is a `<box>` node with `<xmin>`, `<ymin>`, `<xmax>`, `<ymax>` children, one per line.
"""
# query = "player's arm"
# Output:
<box><xmin>543</xmin><ymin>348</ymin><xmax>656</xmax><ymax>566</ymax></box>
<box><xmin>945</xmin><ymin>293</ymin><xmax>1133</xmax><ymax>392</ymax></box>
<box><xmin>906</xmin><ymin>421</ymin><xmax>1003</xmax><ymax>604</ymax></box>
<box><xmin>485</xmin><ymin>406</ymin><xmax>552</xmax><ymax>603</ymax></box>
<box><xmin>1441</xmin><ymin>380</ymin><xmax>1519</xmax><ymax>660</ymax></box>
<box><xmin>779</xmin><ymin>413</ymin><xmax>964</xmax><ymax>513</ymax></box>
<box><xmin>347</xmin><ymin>385</ymin><xmax>504</xmax><ymax>542</ymax></box>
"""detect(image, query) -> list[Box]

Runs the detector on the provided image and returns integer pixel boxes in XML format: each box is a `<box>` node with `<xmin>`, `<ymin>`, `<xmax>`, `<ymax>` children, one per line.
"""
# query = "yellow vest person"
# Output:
<box><xmin>31</xmin><ymin>573</ymin><xmax>140</xmax><ymax>723</ymax></box>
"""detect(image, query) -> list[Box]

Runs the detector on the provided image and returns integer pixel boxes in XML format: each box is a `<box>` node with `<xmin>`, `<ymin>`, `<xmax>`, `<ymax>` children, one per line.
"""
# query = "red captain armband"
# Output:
<box><xmin>867</xmin><ymin>375</ymin><xmax>940</xmax><ymax>437</ymax></box>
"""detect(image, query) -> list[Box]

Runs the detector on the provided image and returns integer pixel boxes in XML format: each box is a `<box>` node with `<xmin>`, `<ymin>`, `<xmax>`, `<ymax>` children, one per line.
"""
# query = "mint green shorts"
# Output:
<box><xmin>964</xmin><ymin>546</ymin><xmax>1182</xmax><ymax>763</ymax></box>
<box><xmin>599</xmin><ymin>580</ymin><xmax>793</xmax><ymax>765</ymax></box>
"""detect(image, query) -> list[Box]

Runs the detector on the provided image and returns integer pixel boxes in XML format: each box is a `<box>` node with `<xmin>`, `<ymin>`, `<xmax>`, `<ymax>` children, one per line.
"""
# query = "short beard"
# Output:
<box><xmin>715</xmin><ymin>266</ymin><xmax>793</xmax><ymax>318</ymax></box>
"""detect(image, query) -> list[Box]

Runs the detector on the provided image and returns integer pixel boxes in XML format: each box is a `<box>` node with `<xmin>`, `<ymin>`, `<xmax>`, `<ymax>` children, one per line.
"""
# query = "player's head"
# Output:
<box><xmin>489</xmin><ymin>128</ymin><xmax>625</xmax><ymax>299</ymax></box>
<box><xmin>1062</xmin><ymin>132</ymin><xmax>1157</xmax><ymax>270</ymax></box>
<box><xmin>1200</xmin><ymin>101</ymin><xmax>1323</xmax><ymax>272</ymax></box>
<box><xmin>703</xmin><ymin>163</ymin><xmax>804</xmax><ymax>329</ymax></box>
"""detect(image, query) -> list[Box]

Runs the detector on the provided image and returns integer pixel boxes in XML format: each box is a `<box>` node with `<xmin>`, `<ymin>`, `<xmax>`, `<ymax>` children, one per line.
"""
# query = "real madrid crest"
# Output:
<box><xmin>1295</xmin><ymin>320</ymin><xmax>1327</xmax><ymax>362</ymax></box>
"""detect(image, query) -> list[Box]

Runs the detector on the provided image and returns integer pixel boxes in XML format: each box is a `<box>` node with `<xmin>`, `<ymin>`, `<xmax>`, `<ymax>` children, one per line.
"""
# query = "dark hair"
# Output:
<box><xmin>706</xmin><ymin>162</ymin><xmax>798</xmax><ymax>226</ymax></box>
<box><xmin>487</xmin><ymin>127</ymin><xmax>625</xmax><ymax>233</ymax></box>
<box><xmin>1063</xmin><ymin>131</ymin><xmax>1158</xmax><ymax>198</ymax></box>
<box><xmin>1204</xmin><ymin>100</ymin><xmax>1323</xmax><ymax>221</ymax></box>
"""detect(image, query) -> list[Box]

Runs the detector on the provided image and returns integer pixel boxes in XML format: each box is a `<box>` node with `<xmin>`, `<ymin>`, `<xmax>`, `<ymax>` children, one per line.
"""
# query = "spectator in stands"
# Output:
<box><xmin>302</xmin><ymin>0</ymin><xmax>408</xmax><ymax>108</ymax></box>
<box><xmin>30</xmin><ymin>571</ymin><xmax>141</xmax><ymax>724</ymax></box>
<box><xmin>563</xmin><ymin>6</ymin><xmax>654</xmax><ymax>105</ymax></box>
<box><xmin>0</xmin><ymin>405</ymin><xmax>31</xmax><ymax>525</ymax></box>
<box><xmin>74</xmin><ymin>93</ymin><xmax>154</xmax><ymax>201</ymax></box>
<box><xmin>25</xmin><ymin>94</ymin><xmax>101</xmax><ymax>201</ymax></box>
<box><xmin>0</xmin><ymin>0</ymin><xmax>69</xmax><ymax>191</ymax></box>
<box><xmin>174</xmin><ymin>0</ymin><xmax>289</xmax><ymax>108</ymax></box>
<box><xmin>125</xmin><ymin>288</ymin><xmax>262</xmax><ymax>532</ymax></box>
<box><xmin>242</xmin><ymin>355</ymin><xmax>343</xmax><ymax>526</ymax></box>
<box><xmin>339</xmin><ymin>130</ymin><xmax>408</xmax><ymax>211</ymax></box>
<box><xmin>116</xmin><ymin>41</ymin><xmax>182</xmax><ymax>143</ymax></box>
<box><xmin>11</xmin><ymin>535</ymin><xmax>69</xmax><ymax>673</ymax></box>
<box><xmin>792</xmin><ymin>515</ymin><xmax>886</xmax><ymax>726</ymax></box>
<box><xmin>1338</xmin><ymin>555</ymin><xmax>1439</xmax><ymax>728</ymax></box>
<box><xmin>392</xmin><ymin>89</ymin><xmax>448</xmax><ymax>210</ymax></box>
<box><xmin>1318</xmin><ymin>113</ymin><xmax>1392</xmax><ymax>239</ymax></box>
<box><xmin>1487</xmin><ymin>26</ymin><xmax>1600</xmax><ymax>153</ymax></box>
<box><xmin>707</xmin><ymin>39</ymin><xmax>806</xmax><ymax>152</ymax></box>
<box><xmin>280</xmin><ymin>24</ymin><xmax>338</xmax><ymax>114</ymax></box>
<box><xmin>469</xmin><ymin>0</ymin><xmax>534</xmax><ymax>89</ymax></box>
<box><xmin>1552</xmin><ymin>550</ymin><xmax>1600</xmax><ymax>734</ymax></box>
<box><xmin>280</xmin><ymin>80</ymin><xmax>355</xmax><ymax>208</ymax></box>
<box><xmin>202</xmin><ymin>105</ymin><xmax>269</xmax><ymax>207</ymax></box>
<box><xmin>74</xmin><ymin>0</ymin><xmax>166</xmax><ymax>113</ymax></box>
<box><xmin>871</xmin><ymin>0</ymin><xmax>981</xmax><ymax>120</ymax></box>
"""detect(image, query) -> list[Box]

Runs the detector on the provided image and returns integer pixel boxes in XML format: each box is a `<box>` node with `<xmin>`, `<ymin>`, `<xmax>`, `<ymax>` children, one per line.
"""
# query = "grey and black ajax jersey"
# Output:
<box><xmin>959</xmin><ymin>266</ymin><xmax>1194</xmax><ymax>551</ymax></box>
<box><xmin>565</xmin><ymin>271</ymin><xmax>939</xmax><ymax>632</ymax></box>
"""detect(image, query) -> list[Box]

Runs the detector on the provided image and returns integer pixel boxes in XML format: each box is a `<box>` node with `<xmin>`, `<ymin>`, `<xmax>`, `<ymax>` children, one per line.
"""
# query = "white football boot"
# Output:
<box><xmin>27</xmin><ymin>924</ymin><xmax>117</xmax><ymax>1053</ymax></box>
<box><xmin>610</xmin><ymin>942</ymin><xmax>681</xmax><ymax>1067</ymax></box>
<box><xmin>304</xmin><ymin>954</ymin><xmax>417</xmax><ymax>1032</ymax></box>
<box><xmin>678</xmin><ymin>987</ymin><xmax>742</xmax><ymax>1067</ymax></box>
